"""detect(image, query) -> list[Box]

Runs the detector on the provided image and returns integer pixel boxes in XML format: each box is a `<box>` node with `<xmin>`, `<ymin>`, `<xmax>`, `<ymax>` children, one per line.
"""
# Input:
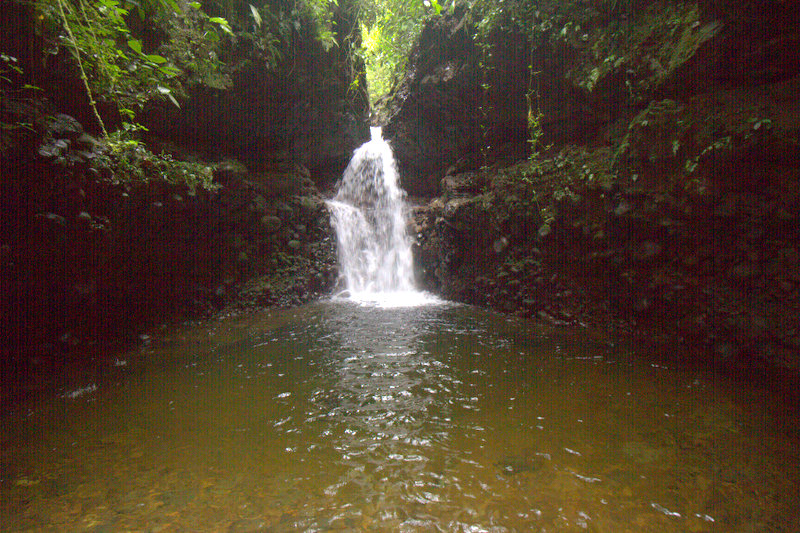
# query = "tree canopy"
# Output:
<box><xmin>3</xmin><ymin>0</ymin><xmax>564</xmax><ymax>136</ymax></box>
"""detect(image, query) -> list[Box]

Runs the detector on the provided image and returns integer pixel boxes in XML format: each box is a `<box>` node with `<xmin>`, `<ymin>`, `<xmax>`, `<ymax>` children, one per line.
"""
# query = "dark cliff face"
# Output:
<box><xmin>381</xmin><ymin>11</ymin><xmax>532</xmax><ymax>196</ymax></box>
<box><xmin>139</xmin><ymin>9</ymin><xmax>369</xmax><ymax>184</ymax></box>
<box><xmin>0</xmin><ymin>3</ymin><xmax>365</xmax><ymax>370</ymax></box>
<box><xmin>383</xmin><ymin>0</ymin><xmax>800</xmax><ymax>198</ymax></box>
<box><xmin>394</xmin><ymin>0</ymin><xmax>800</xmax><ymax>372</ymax></box>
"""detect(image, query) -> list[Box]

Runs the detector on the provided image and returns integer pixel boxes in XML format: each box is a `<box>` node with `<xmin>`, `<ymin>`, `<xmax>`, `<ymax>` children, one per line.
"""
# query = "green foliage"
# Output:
<box><xmin>206</xmin><ymin>0</ymin><xmax>341</xmax><ymax>57</ymax></box>
<box><xmin>1</xmin><ymin>53</ymin><xmax>23</xmax><ymax>84</ymax></box>
<box><xmin>525</xmin><ymin>62</ymin><xmax>551</xmax><ymax>160</ymax></box>
<box><xmin>94</xmin><ymin>129</ymin><xmax>216</xmax><ymax>191</ymax></box>
<box><xmin>39</xmin><ymin>0</ymin><xmax>234</xmax><ymax>135</ymax></box>
<box><xmin>357</xmin><ymin>0</ymin><xmax>445</xmax><ymax>106</ymax></box>
<box><xmin>1</xmin><ymin>54</ymin><xmax>39</xmax><ymax>150</ymax></box>
<box><xmin>300</xmin><ymin>0</ymin><xmax>339</xmax><ymax>51</ymax></box>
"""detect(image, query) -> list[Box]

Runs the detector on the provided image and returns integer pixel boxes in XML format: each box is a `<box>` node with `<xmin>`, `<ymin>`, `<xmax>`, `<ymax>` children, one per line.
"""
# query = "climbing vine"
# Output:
<box><xmin>525</xmin><ymin>62</ymin><xmax>550</xmax><ymax>159</ymax></box>
<box><xmin>39</xmin><ymin>0</ymin><xmax>234</xmax><ymax>139</ymax></box>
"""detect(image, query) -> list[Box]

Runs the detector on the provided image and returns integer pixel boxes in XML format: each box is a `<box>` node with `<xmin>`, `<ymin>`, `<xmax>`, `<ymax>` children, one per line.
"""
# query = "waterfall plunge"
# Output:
<box><xmin>328</xmin><ymin>128</ymin><xmax>436</xmax><ymax>307</ymax></box>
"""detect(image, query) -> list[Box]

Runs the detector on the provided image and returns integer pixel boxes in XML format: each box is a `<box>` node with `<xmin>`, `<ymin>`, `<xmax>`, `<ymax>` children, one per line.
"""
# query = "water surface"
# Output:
<box><xmin>2</xmin><ymin>301</ymin><xmax>798</xmax><ymax>531</ymax></box>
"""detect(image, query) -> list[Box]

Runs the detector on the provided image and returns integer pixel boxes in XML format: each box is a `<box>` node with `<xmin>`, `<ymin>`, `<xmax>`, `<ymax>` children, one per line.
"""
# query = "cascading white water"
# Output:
<box><xmin>328</xmin><ymin>127</ymin><xmax>434</xmax><ymax>306</ymax></box>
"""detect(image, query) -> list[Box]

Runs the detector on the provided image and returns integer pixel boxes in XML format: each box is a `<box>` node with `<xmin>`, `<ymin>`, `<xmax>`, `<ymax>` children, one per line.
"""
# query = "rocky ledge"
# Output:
<box><xmin>1</xmin><ymin>111</ymin><xmax>338</xmax><ymax>380</ymax></box>
<box><xmin>412</xmin><ymin>76</ymin><xmax>800</xmax><ymax>374</ymax></box>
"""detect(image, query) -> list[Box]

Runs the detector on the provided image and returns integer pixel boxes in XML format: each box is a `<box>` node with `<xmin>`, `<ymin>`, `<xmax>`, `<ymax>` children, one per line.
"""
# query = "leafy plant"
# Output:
<box><xmin>356</xmin><ymin>0</ymin><xmax>444</xmax><ymax>106</ymax></box>
<box><xmin>93</xmin><ymin>129</ymin><xmax>216</xmax><ymax>191</ymax></box>
<box><xmin>40</xmin><ymin>0</ymin><xmax>234</xmax><ymax>137</ymax></box>
<box><xmin>525</xmin><ymin>63</ymin><xmax>550</xmax><ymax>159</ymax></box>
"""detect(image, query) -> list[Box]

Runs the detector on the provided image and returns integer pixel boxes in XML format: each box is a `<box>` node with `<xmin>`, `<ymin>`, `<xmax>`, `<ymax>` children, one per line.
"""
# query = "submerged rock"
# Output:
<box><xmin>496</xmin><ymin>454</ymin><xmax>547</xmax><ymax>476</ymax></box>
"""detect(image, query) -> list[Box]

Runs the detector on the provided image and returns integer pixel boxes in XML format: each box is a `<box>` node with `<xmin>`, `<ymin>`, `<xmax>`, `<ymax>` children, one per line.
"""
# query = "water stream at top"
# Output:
<box><xmin>328</xmin><ymin>127</ymin><xmax>436</xmax><ymax>307</ymax></box>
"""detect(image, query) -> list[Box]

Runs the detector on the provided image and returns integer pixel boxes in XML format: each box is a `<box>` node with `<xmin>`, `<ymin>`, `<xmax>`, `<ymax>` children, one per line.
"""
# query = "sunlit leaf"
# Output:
<box><xmin>249</xmin><ymin>4</ymin><xmax>262</xmax><ymax>28</ymax></box>
<box><xmin>145</xmin><ymin>54</ymin><xmax>168</xmax><ymax>64</ymax></box>
<box><xmin>161</xmin><ymin>0</ymin><xmax>180</xmax><ymax>13</ymax></box>
<box><xmin>127</xmin><ymin>39</ymin><xmax>142</xmax><ymax>54</ymax></box>
<box><xmin>158</xmin><ymin>65</ymin><xmax>181</xmax><ymax>77</ymax></box>
<box><xmin>209</xmin><ymin>17</ymin><xmax>233</xmax><ymax>35</ymax></box>
<box><xmin>167</xmin><ymin>93</ymin><xmax>181</xmax><ymax>109</ymax></box>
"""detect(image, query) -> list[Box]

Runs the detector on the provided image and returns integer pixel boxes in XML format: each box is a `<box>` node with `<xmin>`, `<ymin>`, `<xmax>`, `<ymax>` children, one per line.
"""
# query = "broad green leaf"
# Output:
<box><xmin>127</xmin><ymin>39</ymin><xmax>143</xmax><ymax>54</ymax></box>
<box><xmin>158</xmin><ymin>65</ymin><xmax>181</xmax><ymax>77</ymax></box>
<box><xmin>161</xmin><ymin>0</ymin><xmax>180</xmax><ymax>13</ymax></box>
<box><xmin>209</xmin><ymin>17</ymin><xmax>234</xmax><ymax>35</ymax></box>
<box><xmin>145</xmin><ymin>54</ymin><xmax>168</xmax><ymax>64</ymax></box>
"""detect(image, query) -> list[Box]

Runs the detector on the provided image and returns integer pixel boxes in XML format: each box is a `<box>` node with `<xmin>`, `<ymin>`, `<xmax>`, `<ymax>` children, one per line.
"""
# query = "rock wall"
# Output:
<box><xmin>383</xmin><ymin>0</ymin><xmax>800</xmax><ymax>197</ymax></box>
<box><xmin>139</xmin><ymin>9</ymin><xmax>369</xmax><ymax>185</ymax></box>
<box><xmin>403</xmin><ymin>1</ymin><xmax>800</xmax><ymax>372</ymax></box>
<box><xmin>381</xmin><ymin>11</ymin><xmax>532</xmax><ymax>196</ymax></box>
<box><xmin>1</xmin><ymin>2</ymin><xmax>368</xmax><ymax>378</ymax></box>
<box><xmin>1</xmin><ymin>108</ymin><xmax>337</xmax><ymax>385</ymax></box>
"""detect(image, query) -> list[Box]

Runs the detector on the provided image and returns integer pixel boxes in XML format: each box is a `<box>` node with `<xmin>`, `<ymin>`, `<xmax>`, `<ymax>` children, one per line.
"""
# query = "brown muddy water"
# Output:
<box><xmin>1</xmin><ymin>300</ymin><xmax>799</xmax><ymax>532</ymax></box>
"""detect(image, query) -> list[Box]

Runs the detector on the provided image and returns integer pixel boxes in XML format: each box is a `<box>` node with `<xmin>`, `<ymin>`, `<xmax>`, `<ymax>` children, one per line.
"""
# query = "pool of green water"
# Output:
<box><xmin>2</xmin><ymin>300</ymin><xmax>798</xmax><ymax>531</ymax></box>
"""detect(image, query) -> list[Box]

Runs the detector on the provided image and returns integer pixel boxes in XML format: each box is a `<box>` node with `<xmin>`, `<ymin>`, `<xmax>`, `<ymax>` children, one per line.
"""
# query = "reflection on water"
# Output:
<box><xmin>2</xmin><ymin>301</ymin><xmax>799</xmax><ymax>531</ymax></box>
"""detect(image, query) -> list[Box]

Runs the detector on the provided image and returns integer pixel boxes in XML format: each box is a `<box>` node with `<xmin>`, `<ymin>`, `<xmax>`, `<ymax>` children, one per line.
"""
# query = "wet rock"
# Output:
<box><xmin>493</xmin><ymin>237</ymin><xmax>509</xmax><ymax>254</ymax></box>
<box><xmin>213</xmin><ymin>159</ymin><xmax>249</xmax><ymax>183</ymax></box>
<box><xmin>261</xmin><ymin>215</ymin><xmax>282</xmax><ymax>234</ymax></box>
<box><xmin>34</xmin><ymin>212</ymin><xmax>67</xmax><ymax>226</ymax></box>
<box><xmin>49</xmin><ymin>113</ymin><xmax>83</xmax><ymax>138</ymax></box>
<box><xmin>632</xmin><ymin>241</ymin><xmax>663</xmax><ymax>261</ymax></box>
<box><xmin>250</xmin><ymin>195</ymin><xmax>268</xmax><ymax>214</ymax></box>
<box><xmin>614</xmin><ymin>199</ymin><xmax>632</xmax><ymax>216</ymax></box>
<box><xmin>38</xmin><ymin>138</ymin><xmax>69</xmax><ymax>158</ymax></box>
<box><xmin>443</xmin><ymin>172</ymin><xmax>486</xmax><ymax>197</ymax></box>
<box><xmin>75</xmin><ymin>132</ymin><xmax>98</xmax><ymax>150</ymax></box>
<box><xmin>383</xmin><ymin>10</ymin><xmax>532</xmax><ymax>195</ymax></box>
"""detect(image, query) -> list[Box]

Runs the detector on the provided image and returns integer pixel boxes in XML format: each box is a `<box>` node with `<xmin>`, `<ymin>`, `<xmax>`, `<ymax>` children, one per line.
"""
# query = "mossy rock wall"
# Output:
<box><xmin>383</xmin><ymin>0</ymin><xmax>800</xmax><ymax>197</ymax></box>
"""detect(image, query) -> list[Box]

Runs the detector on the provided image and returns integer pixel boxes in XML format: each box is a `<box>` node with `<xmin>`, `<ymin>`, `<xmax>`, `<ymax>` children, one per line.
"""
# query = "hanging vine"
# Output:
<box><xmin>54</xmin><ymin>0</ymin><xmax>109</xmax><ymax>137</ymax></box>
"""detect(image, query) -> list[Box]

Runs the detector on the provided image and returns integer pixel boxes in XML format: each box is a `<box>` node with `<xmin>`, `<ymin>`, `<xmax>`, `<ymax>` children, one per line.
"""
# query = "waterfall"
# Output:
<box><xmin>328</xmin><ymin>127</ymin><xmax>435</xmax><ymax>307</ymax></box>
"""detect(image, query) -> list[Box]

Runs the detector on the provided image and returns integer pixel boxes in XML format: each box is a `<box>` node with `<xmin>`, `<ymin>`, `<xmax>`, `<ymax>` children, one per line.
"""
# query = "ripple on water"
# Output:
<box><xmin>1</xmin><ymin>301</ymin><xmax>799</xmax><ymax>531</ymax></box>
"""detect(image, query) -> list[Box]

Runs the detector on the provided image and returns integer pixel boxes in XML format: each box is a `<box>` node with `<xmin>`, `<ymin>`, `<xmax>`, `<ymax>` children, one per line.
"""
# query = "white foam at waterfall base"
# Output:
<box><xmin>328</xmin><ymin>128</ymin><xmax>439</xmax><ymax>308</ymax></box>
